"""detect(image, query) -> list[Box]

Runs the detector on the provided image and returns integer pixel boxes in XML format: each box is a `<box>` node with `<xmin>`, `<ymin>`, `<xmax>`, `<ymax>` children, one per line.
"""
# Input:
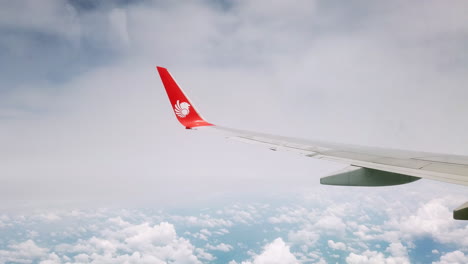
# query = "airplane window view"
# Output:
<box><xmin>0</xmin><ymin>1</ymin><xmax>467</xmax><ymax>263</ymax></box>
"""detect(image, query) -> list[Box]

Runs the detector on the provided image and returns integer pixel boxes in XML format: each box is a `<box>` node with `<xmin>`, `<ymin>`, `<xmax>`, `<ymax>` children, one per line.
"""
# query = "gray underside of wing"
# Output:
<box><xmin>204</xmin><ymin>126</ymin><xmax>468</xmax><ymax>187</ymax></box>
<box><xmin>319</xmin><ymin>166</ymin><xmax>421</xmax><ymax>186</ymax></box>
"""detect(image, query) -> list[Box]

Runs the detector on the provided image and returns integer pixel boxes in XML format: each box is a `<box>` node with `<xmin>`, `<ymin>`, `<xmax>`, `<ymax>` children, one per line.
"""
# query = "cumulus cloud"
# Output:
<box><xmin>36</xmin><ymin>213</ymin><xmax>61</xmax><ymax>222</ymax></box>
<box><xmin>39</xmin><ymin>253</ymin><xmax>61</xmax><ymax>264</ymax></box>
<box><xmin>346</xmin><ymin>246</ymin><xmax>410</xmax><ymax>264</ymax></box>
<box><xmin>194</xmin><ymin>248</ymin><xmax>215</xmax><ymax>262</ymax></box>
<box><xmin>87</xmin><ymin>221</ymin><xmax>201</xmax><ymax>263</ymax></box>
<box><xmin>123</xmin><ymin>222</ymin><xmax>176</xmax><ymax>248</ymax></box>
<box><xmin>0</xmin><ymin>240</ymin><xmax>48</xmax><ymax>264</ymax></box>
<box><xmin>172</xmin><ymin>215</ymin><xmax>233</xmax><ymax>228</ymax></box>
<box><xmin>328</xmin><ymin>240</ymin><xmax>347</xmax><ymax>251</ymax></box>
<box><xmin>0</xmin><ymin>195</ymin><xmax>467</xmax><ymax>263</ymax></box>
<box><xmin>237</xmin><ymin>238</ymin><xmax>298</xmax><ymax>264</ymax></box>
<box><xmin>205</xmin><ymin>243</ymin><xmax>233</xmax><ymax>252</ymax></box>
<box><xmin>268</xmin><ymin>207</ymin><xmax>310</xmax><ymax>224</ymax></box>
<box><xmin>314</xmin><ymin>215</ymin><xmax>347</xmax><ymax>235</ymax></box>
<box><xmin>288</xmin><ymin>229</ymin><xmax>320</xmax><ymax>250</ymax></box>
<box><xmin>386</xmin><ymin>197</ymin><xmax>468</xmax><ymax>247</ymax></box>
<box><xmin>433</xmin><ymin>251</ymin><xmax>468</xmax><ymax>264</ymax></box>
<box><xmin>1</xmin><ymin>221</ymin><xmax>204</xmax><ymax>264</ymax></box>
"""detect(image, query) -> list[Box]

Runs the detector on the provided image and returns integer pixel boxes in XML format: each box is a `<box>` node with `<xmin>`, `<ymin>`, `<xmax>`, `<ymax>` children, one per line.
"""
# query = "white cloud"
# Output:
<box><xmin>313</xmin><ymin>258</ymin><xmax>327</xmax><ymax>264</ymax></box>
<box><xmin>385</xmin><ymin>242</ymin><xmax>408</xmax><ymax>259</ymax></box>
<box><xmin>225</xmin><ymin>209</ymin><xmax>255</xmax><ymax>224</ymax></box>
<box><xmin>36</xmin><ymin>213</ymin><xmax>61</xmax><ymax>222</ymax></box>
<box><xmin>73</xmin><ymin>253</ymin><xmax>89</xmax><ymax>263</ymax></box>
<box><xmin>239</xmin><ymin>238</ymin><xmax>299</xmax><ymax>264</ymax></box>
<box><xmin>268</xmin><ymin>207</ymin><xmax>310</xmax><ymax>224</ymax></box>
<box><xmin>200</xmin><ymin>228</ymin><xmax>211</xmax><ymax>236</ymax></box>
<box><xmin>346</xmin><ymin>242</ymin><xmax>410</xmax><ymax>264</ymax></box>
<box><xmin>328</xmin><ymin>240</ymin><xmax>347</xmax><ymax>251</ymax></box>
<box><xmin>0</xmin><ymin>221</ymin><xmax>204</xmax><ymax>264</ymax></box>
<box><xmin>314</xmin><ymin>215</ymin><xmax>346</xmax><ymax>235</ymax></box>
<box><xmin>0</xmin><ymin>193</ymin><xmax>467</xmax><ymax>264</ymax></box>
<box><xmin>0</xmin><ymin>0</ymin><xmax>81</xmax><ymax>41</ymax></box>
<box><xmin>346</xmin><ymin>250</ymin><xmax>409</xmax><ymax>264</ymax></box>
<box><xmin>38</xmin><ymin>253</ymin><xmax>61</xmax><ymax>264</ymax></box>
<box><xmin>205</xmin><ymin>243</ymin><xmax>233</xmax><ymax>252</ymax></box>
<box><xmin>288</xmin><ymin>229</ymin><xmax>319</xmax><ymax>248</ymax></box>
<box><xmin>192</xmin><ymin>232</ymin><xmax>208</xmax><ymax>241</ymax></box>
<box><xmin>386</xmin><ymin>197</ymin><xmax>468</xmax><ymax>247</ymax></box>
<box><xmin>107</xmin><ymin>216</ymin><xmax>130</xmax><ymax>227</ymax></box>
<box><xmin>214</xmin><ymin>228</ymin><xmax>230</xmax><ymax>235</ymax></box>
<box><xmin>123</xmin><ymin>222</ymin><xmax>176</xmax><ymax>249</ymax></box>
<box><xmin>346</xmin><ymin>251</ymin><xmax>386</xmax><ymax>264</ymax></box>
<box><xmin>433</xmin><ymin>251</ymin><xmax>468</xmax><ymax>264</ymax></box>
<box><xmin>173</xmin><ymin>215</ymin><xmax>233</xmax><ymax>228</ymax></box>
<box><xmin>194</xmin><ymin>248</ymin><xmax>215</xmax><ymax>261</ymax></box>
<box><xmin>108</xmin><ymin>8</ymin><xmax>129</xmax><ymax>47</ymax></box>
<box><xmin>0</xmin><ymin>240</ymin><xmax>48</xmax><ymax>264</ymax></box>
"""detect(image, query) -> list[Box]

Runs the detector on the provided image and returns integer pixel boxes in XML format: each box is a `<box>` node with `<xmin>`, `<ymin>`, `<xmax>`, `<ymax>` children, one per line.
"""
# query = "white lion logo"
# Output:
<box><xmin>174</xmin><ymin>100</ymin><xmax>190</xmax><ymax>118</ymax></box>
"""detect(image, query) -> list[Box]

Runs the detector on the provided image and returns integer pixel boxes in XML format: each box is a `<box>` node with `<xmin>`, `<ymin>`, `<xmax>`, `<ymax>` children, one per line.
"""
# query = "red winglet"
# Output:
<box><xmin>156</xmin><ymin>66</ymin><xmax>214</xmax><ymax>128</ymax></box>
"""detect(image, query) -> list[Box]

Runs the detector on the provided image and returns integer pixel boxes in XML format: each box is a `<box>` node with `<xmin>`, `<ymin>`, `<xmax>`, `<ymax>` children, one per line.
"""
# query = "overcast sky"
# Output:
<box><xmin>1</xmin><ymin>0</ymin><xmax>468</xmax><ymax>208</ymax></box>
<box><xmin>2</xmin><ymin>1</ymin><xmax>468</xmax><ymax>263</ymax></box>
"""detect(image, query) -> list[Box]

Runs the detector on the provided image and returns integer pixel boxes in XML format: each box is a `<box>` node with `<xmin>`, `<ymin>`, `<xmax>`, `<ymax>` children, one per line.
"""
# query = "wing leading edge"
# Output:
<box><xmin>156</xmin><ymin>66</ymin><xmax>468</xmax><ymax>220</ymax></box>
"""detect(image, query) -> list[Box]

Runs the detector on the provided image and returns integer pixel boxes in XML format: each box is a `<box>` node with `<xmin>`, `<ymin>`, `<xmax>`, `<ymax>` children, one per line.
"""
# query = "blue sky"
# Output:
<box><xmin>0</xmin><ymin>0</ymin><xmax>468</xmax><ymax>263</ymax></box>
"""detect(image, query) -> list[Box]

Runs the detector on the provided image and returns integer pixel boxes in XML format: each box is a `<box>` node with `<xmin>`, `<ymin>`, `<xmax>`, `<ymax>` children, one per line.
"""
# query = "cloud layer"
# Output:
<box><xmin>0</xmin><ymin>188</ymin><xmax>467</xmax><ymax>263</ymax></box>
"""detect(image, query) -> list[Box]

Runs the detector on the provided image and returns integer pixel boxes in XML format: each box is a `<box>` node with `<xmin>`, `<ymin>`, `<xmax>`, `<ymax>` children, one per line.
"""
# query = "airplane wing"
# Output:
<box><xmin>156</xmin><ymin>66</ymin><xmax>468</xmax><ymax>220</ymax></box>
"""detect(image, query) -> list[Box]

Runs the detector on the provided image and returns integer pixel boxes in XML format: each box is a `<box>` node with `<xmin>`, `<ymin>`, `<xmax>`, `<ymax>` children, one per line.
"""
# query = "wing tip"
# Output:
<box><xmin>156</xmin><ymin>66</ymin><xmax>215</xmax><ymax>129</ymax></box>
<box><xmin>156</xmin><ymin>66</ymin><xmax>167</xmax><ymax>75</ymax></box>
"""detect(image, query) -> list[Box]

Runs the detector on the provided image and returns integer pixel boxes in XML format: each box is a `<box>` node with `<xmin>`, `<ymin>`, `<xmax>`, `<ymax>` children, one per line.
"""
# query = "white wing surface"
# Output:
<box><xmin>208</xmin><ymin>126</ymin><xmax>468</xmax><ymax>186</ymax></box>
